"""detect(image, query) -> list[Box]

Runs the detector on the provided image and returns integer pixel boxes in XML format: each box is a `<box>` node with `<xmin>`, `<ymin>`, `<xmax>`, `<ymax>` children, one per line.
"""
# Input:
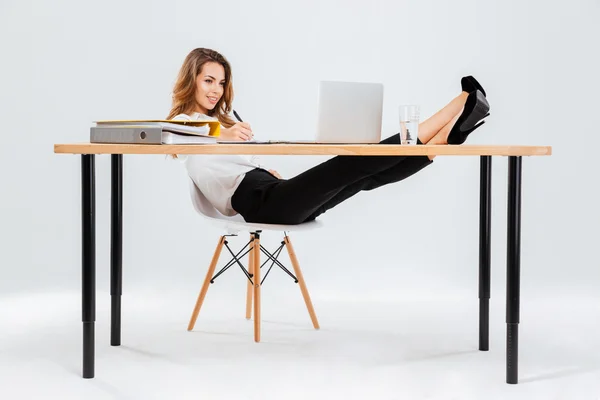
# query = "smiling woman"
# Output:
<box><xmin>167</xmin><ymin>48</ymin><xmax>253</xmax><ymax>141</ymax></box>
<box><xmin>194</xmin><ymin>63</ymin><xmax>226</xmax><ymax>114</ymax></box>
<box><xmin>170</xmin><ymin>47</ymin><xmax>491</xmax><ymax>224</ymax></box>
<box><xmin>167</xmin><ymin>48</ymin><xmax>269</xmax><ymax>216</ymax></box>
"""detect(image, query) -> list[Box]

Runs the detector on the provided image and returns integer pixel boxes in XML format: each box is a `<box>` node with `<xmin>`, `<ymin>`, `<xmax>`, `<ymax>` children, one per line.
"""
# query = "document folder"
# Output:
<box><xmin>91</xmin><ymin>126</ymin><xmax>164</xmax><ymax>144</ymax></box>
<box><xmin>95</xmin><ymin>119</ymin><xmax>221</xmax><ymax>137</ymax></box>
<box><xmin>90</xmin><ymin>126</ymin><xmax>217</xmax><ymax>144</ymax></box>
<box><xmin>90</xmin><ymin>119</ymin><xmax>221</xmax><ymax>144</ymax></box>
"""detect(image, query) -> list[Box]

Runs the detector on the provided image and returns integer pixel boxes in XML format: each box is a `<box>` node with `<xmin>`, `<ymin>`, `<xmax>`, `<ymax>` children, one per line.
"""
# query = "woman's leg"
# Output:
<box><xmin>423</xmin><ymin>113</ymin><xmax>461</xmax><ymax>161</ymax></box>
<box><xmin>303</xmin><ymin>154</ymin><xmax>432</xmax><ymax>221</ymax></box>
<box><xmin>233</xmin><ymin>134</ymin><xmax>432</xmax><ymax>224</ymax></box>
<box><xmin>429</xmin><ymin>114</ymin><xmax>461</xmax><ymax>145</ymax></box>
<box><xmin>301</xmin><ymin>110</ymin><xmax>464</xmax><ymax>221</ymax></box>
<box><xmin>418</xmin><ymin>92</ymin><xmax>468</xmax><ymax>144</ymax></box>
<box><xmin>232</xmin><ymin>94</ymin><xmax>467</xmax><ymax>224</ymax></box>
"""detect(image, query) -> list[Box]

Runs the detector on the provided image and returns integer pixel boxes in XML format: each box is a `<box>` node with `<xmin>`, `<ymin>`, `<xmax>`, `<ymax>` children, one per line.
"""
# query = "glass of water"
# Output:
<box><xmin>399</xmin><ymin>105</ymin><xmax>420</xmax><ymax>145</ymax></box>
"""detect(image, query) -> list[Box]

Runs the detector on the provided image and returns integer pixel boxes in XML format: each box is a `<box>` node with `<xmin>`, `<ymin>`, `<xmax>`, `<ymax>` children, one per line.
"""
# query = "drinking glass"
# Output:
<box><xmin>399</xmin><ymin>105</ymin><xmax>420</xmax><ymax>145</ymax></box>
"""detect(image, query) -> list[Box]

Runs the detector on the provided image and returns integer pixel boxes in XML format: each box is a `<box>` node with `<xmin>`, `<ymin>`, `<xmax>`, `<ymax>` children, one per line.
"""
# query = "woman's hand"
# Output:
<box><xmin>269</xmin><ymin>170</ymin><xmax>283</xmax><ymax>179</ymax></box>
<box><xmin>221</xmin><ymin>122</ymin><xmax>253</xmax><ymax>141</ymax></box>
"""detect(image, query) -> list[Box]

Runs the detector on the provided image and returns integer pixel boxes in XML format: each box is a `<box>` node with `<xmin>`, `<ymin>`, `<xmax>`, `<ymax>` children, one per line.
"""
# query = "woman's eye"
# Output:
<box><xmin>205</xmin><ymin>79</ymin><xmax>212</xmax><ymax>83</ymax></box>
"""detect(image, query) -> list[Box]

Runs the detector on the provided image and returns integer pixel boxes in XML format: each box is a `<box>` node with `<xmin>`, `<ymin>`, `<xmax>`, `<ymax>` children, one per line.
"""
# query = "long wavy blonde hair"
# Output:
<box><xmin>167</xmin><ymin>48</ymin><xmax>236</xmax><ymax>128</ymax></box>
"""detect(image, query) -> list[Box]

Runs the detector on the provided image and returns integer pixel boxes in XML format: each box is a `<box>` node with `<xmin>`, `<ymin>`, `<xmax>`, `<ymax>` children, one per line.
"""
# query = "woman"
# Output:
<box><xmin>168</xmin><ymin>48</ymin><xmax>490</xmax><ymax>225</ymax></box>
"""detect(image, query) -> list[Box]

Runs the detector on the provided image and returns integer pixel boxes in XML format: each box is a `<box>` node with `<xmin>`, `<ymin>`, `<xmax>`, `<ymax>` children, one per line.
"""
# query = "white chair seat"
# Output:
<box><xmin>188</xmin><ymin>179</ymin><xmax>324</xmax><ymax>234</ymax></box>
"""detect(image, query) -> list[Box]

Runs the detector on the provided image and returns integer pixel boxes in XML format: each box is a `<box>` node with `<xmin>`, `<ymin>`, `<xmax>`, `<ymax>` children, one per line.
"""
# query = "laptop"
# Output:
<box><xmin>314</xmin><ymin>80</ymin><xmax>383</xmax><ymax>143</ymax></box>
<box><xmin>220</xmin><ymin>81</ymin><xmax>384</xmax><ymax>144</ymax></box>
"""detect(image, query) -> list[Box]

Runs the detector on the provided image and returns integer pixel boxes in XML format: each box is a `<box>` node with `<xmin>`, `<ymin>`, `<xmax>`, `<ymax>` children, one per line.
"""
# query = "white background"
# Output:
<box><xmin>1</xmin><ymin>0</ymin><xmax>599</xmax><ymax>398</ymax></box>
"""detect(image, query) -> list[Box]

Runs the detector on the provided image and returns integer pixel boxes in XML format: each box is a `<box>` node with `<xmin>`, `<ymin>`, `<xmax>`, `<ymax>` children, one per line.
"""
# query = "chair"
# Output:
<box><xmin>186</xmin><ymin>179</ymin><xmax>321</xmax><ymax>342</ymax></box>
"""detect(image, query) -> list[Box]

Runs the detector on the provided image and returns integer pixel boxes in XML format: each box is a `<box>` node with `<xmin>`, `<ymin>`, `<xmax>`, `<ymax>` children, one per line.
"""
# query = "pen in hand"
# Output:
<box><xmin>233</xmin><ymin>110</ymin><xmax>243</xmax><ymax>122</ymax></box>
<box><xmin>233</xmin><ymin>109</ymin><xmax>253</xmax><ymax>141</ymax></box>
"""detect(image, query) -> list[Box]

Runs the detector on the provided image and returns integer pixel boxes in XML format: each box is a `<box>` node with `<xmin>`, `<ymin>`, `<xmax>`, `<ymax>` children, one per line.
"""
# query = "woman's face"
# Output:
<box><xmin>194</xmin><ymin>62</ymin><xmax>226</xmax><ymax>114</ymax></box>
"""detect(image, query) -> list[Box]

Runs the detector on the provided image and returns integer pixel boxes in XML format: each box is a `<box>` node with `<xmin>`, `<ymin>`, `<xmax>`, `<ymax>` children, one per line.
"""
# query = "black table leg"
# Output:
<box><xmin>479</xmin><ymin>156</ymin><xmax>492</xmax><ymax>351</ymax></box>
<box><xmin>506</xmin><ymin>156</ymin><xmax>522</xmax><ymax>384</ymax></box>
<box><xmin>111</xmin><ymin>155</ymin><xmax>123</xmax><ymax>346</ymax></box>
<box><xmin>81</xmin><ymin>155</ymin><xmax>96</xmax><ymax>379</ymax></box>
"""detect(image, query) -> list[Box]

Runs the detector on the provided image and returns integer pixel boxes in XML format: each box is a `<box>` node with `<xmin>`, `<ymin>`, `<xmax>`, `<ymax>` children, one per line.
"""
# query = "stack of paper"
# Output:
<box><xmin>91</xmin><ymin>119</ymin><xmax>221</xmax><ymax>145</ymax></box>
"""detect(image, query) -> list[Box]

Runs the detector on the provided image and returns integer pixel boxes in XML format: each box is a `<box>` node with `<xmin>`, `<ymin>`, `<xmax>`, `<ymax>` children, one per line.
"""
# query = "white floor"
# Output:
<box><xmin>1</xmin><ymin>287</ymin><xmax>599</xmax><ymax>400</ymax></box>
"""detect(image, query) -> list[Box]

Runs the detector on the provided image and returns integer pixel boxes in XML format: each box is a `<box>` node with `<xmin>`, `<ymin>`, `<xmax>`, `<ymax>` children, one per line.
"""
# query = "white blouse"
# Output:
<box><xmin>173</xmin><ymin>112</ymin><xmax>264</xmax><ymax>216</ymax></box>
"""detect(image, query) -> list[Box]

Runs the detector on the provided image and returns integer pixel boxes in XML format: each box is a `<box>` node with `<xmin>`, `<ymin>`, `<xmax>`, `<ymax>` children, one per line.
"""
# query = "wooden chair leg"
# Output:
<box><xmin>284</xmin><ymin>235</ymin><xmax>320</xmax><ymax>329</ymax></box>
<box><xmin>253</xmin><ymin>233</ymin><xmax>262</xmax><ymax>342</ymax></box>
<box><xmin>245</xmin><ymin>233</ymin><xmax>254</xmax><ymax>320</ymax></box>
<box><xmin>187</xmin><ymin>236</ymin><xmax>226</xmax><ymax>331</ymax></box>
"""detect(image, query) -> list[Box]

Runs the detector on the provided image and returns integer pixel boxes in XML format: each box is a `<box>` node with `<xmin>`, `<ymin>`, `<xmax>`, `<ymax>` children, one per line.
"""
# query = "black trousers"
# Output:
<box><xmin>231</xmin><ymin>134</ymin><xmax>433</xmax><ymax>225</ymax></box>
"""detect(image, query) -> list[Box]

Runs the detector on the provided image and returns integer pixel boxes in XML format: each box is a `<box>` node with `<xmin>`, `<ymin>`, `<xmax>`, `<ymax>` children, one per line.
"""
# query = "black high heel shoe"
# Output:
<box><xmin>447</xmin><ymin>90</ymin><xmax>490</xmax><ymax>145</ymax></box>
<box><xmin>461</xmin><ymin>75</ymin><xmax>486</xmax><ymax>97</ymax></box>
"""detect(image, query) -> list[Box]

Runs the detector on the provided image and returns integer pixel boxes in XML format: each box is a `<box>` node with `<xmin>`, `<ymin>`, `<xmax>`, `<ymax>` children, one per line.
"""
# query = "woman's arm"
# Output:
<box><xmin>220</xmin><ymin>122</ymin><xmax>253</xmax><ymax>141</ymax></box>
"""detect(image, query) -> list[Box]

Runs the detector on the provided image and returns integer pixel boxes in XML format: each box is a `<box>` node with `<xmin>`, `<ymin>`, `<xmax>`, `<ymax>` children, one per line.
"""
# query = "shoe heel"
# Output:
<box><xmin>447</xmin><ymin>90</ymin><xmax>490</xmax><ymax>145</ymax></box>
<box><xmin>459</xmin><ymin>120</ymin><xmax>486</xmax><ymax>140</ymax></box>
<box><xmin>470</xmin><ymin>120</ymin><xmax>486</xmax><ymax>132</ymax></box>
<box><xmin>460</xmin><ymin>92</ymin><xmax>490</xmax><ymax>132</ymax></box>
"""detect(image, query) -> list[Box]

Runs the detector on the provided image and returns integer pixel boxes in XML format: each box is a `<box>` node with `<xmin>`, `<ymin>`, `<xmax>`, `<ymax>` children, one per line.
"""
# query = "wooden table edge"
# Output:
<box><xmin>53</xmin><ymin>143</ymin><xmax>553</xmax><ymax>156</ymax></box>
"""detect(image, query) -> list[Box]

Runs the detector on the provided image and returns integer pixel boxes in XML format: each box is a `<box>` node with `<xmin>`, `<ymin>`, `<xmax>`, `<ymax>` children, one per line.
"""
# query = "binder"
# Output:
<box><xmin>90</xmin><ymin>126</ymin><xmax>217</xmax><ymax>144</ymax></box>
<box><xmin>91</xmin><ymin>126</ymin><xmax>161</xmax><ymax>144</ymax></box>
<box><xmin>94</xmin><ymin>119</ymin><xmax>221</xmax><ymax>137</ymax></box>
